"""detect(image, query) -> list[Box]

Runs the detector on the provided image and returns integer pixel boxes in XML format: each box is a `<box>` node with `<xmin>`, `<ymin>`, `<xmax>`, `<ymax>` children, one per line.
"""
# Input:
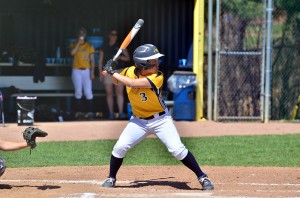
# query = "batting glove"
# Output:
<box><xmin>104</xmin><ymin>59</ymin><xmax>117</xmax><ymax>75</ymax></box>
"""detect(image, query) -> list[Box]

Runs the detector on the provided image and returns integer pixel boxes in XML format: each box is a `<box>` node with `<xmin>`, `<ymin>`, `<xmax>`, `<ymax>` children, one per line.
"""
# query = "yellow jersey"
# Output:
<box><xmin>70</xmin><ymin>42</ymin><xmax>95</xmax><ymax>69</ymax></box>
<box><xmin>120</xmin><ymin>66</ymin><xmax>167</xmax><ymax>118</ymax></box>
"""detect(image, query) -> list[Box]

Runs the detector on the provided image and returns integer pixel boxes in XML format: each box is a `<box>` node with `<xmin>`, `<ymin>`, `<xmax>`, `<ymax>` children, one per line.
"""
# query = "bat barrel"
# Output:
<box><xmin>137</xmin><ymin>19</ymin><xmax>144</xmax><ymax>26</ymax></box>
<box><xmin>115</xmin><ymin>19</ymin><xmax>144</xmax><ymax>60</ymax></box>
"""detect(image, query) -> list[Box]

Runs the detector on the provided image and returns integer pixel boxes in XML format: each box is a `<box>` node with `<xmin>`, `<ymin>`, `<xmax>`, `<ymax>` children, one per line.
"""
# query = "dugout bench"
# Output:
<box><xmin>0</xmin><ymin>75</ymin><xmax>105</xmax><ymax>114</ymax></box>
<box><xmin>2</xmin><ymin>76</ymin><xmax>174</xmax><ymax>117</ymax></box>
<box><xmin>0</xmin><ymin>62</ymin><xmax>174</xmax><ymax>119</ymax></box>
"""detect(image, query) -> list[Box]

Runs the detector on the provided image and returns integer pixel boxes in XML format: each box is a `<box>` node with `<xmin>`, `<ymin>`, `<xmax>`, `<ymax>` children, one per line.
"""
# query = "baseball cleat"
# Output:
<box><xmin>108</xmin><ymin>112</ymin><xmax>115</xmax><ymax>120</ymax></box>
<box><xmin>118</xmin><ymin>112</ymin><xmax>127</xmax><ymax>120</ymax></box>
<box><xmin>199</xmin><ymin>175</ymin><xmax>214</xmax><ymax>190</ymax></box>
<box><xmin>102</xmin><ymin>177</ymin><xmax>116</xmax><ymax>188</ymax></box>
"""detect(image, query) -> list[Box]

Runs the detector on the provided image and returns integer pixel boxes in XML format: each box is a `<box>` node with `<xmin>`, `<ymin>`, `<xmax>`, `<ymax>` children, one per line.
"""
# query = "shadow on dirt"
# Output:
<box><xmin>116</xmin><ymin>177</ymin><xmax>199</xmax><ymax>190</ymax></box>
<box><xmin>0</xmin><ymin>184</ymin><xmax>61</xmax><ymax>190</ymax></box>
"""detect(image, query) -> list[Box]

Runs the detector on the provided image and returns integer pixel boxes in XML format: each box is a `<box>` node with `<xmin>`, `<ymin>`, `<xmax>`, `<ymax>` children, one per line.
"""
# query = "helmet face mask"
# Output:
<box><xmin>133</xmin><ymin>44</ymin><xmax>164</xmax><ymax>70</ymax></box>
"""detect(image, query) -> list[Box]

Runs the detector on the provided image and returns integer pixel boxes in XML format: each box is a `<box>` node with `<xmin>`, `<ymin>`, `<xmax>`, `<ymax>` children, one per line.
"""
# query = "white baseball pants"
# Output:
<box><xmin>71</xmin><ymin>68</ymin><xmax>93</xmax><ymax>100</ymax></box>
<box><xmin>112</xmin><ymin>110</ymin><xmax>188</xmax><ymax>160</ymax></box>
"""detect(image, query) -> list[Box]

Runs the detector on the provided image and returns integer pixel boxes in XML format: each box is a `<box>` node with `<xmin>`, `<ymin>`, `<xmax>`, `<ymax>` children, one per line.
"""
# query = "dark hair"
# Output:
<box><xmin>78</xmin><ymin>27</ymin><xmax>87</xmax><ymax>36</ymax></box>
<box><xmin>109</xmin><ymin>30</ymin><xmax>118</xmax><ymax>36</ymax></box>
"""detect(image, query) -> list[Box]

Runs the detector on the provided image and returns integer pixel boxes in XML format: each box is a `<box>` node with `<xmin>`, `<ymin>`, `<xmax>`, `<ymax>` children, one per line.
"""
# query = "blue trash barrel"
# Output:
<box><xmin>170</xmin><ymin>71</ymin><xmax>196</xmax><ymax>121</ymax></box>
<box><xmin>173</xmin><ymin>85</ymin><xmax>196</xmax><ymax>121</ymax></box>
<box><xmin>127</xmin><ymin>103</ymin><xmax>133</xmax><ymax>118</ymax></box>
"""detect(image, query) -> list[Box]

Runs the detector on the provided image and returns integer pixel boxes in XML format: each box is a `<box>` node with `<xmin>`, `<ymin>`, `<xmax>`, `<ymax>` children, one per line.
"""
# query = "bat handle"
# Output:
<box><xmin>113</xmin><ymin>49</ymin><xmax>123</xmax><ymax>61</ymax></box>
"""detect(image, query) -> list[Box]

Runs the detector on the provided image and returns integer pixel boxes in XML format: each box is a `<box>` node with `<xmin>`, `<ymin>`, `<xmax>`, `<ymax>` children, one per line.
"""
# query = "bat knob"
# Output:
<box><xmin>101</xmin><ymin>71</ymin><xmax>108</xmax><ymax>76</ymax></box>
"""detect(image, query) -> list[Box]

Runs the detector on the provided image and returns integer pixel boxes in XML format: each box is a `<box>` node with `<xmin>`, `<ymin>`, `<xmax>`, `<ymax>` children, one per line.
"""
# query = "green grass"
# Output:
<box><xmin>1</xmin><ymin>134</ymin><xmax>299</xmax><ymax>168</ymax></box>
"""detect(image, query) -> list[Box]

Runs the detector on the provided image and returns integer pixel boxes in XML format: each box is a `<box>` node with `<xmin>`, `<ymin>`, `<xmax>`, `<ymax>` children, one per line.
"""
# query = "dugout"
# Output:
<box><xmin>0</xmin><ymin>0</ymin><xmax>195</xmax><ymax>121</ymax></box>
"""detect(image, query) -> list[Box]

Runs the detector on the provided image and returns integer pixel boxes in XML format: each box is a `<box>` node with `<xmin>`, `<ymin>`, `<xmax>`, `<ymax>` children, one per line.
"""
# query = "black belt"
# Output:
<box><xmin>78</xmin><ymin>68</ymin><xmax>88</xmax><ymax>70</ymax></box>
<box><xmin>137</xmin><ymin>111</ymin><xmax>166</xmax><ymax>120</ymax></box>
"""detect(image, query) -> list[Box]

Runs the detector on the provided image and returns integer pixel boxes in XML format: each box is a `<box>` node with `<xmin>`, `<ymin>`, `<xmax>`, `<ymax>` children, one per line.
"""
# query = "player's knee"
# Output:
<box><xmin>172</xmin><ymin>147</ymin><xmax>188</xmax><ymax>160</ymax></box>
<box><xmin>112</xmin><ymin>143</ymin><xmax>130</xmax><ymax>158</ymax></box>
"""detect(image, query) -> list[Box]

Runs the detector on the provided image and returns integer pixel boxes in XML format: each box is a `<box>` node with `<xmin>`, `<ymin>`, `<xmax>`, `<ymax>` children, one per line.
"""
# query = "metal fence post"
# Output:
<box><xmin>264</xmin><ymin>0</ymin><xmax>273</xmax><ymax>123</ymax></box>
<box><xmin>207</xmin><ymin>0</ymin><xmax>213</xmax><ymax>121</ymax></box>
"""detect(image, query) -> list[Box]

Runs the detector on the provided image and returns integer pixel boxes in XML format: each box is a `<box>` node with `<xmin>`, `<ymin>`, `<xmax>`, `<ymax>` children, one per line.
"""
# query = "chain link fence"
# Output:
<box><xmin>213</xmin><ymin>0</ymin><xmax>300</xmax><ymax>121</ymax></box>
<box><xmin>271</xmin><ymin>0</ymin><xmax>300</xmax><ymax>120</ymax></box>
<box><xmin>214</xmin><ymin>0</ymin><xmax>266</xmax><ymax>120</ymax></box>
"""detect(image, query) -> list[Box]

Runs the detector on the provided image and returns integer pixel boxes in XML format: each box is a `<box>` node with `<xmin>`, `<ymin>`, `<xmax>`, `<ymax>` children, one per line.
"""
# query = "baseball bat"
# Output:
<box><xmin>102</xmin><ymin>19</ymin><xmax>144</xmax><ymax>76</ymax></box>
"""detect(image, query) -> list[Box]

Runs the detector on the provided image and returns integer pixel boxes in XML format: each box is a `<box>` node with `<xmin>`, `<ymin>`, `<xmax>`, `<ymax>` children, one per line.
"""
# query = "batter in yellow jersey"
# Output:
<box><xmin>100</xmin><ymin>44</ymin><xmax>214</xmax><ymax>190</ymax></box>
<box><xmin>120</xmin><ymin>66</ymin><xmax>166</xmax><ymax>118</ymax></box>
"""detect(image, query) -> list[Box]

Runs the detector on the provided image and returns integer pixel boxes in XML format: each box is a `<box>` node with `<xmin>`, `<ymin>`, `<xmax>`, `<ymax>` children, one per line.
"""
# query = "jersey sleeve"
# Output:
<box><xmin>119</xmin><ymin>67</ymin><xmax>129</xmax><ymax>76</ymax></box>
<box><xmin>147</xmin><ymin>72</ymin><xmax>164</xmax><ymax>89</ymax></box>
<box><xmin>89</xmin><ymin>44</ymin><xmax>95</xmax><ymax>54</ymax></box>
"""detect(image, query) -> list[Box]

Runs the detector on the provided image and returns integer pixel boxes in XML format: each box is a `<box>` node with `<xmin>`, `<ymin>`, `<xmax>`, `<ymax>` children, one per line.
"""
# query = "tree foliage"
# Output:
<box><xmin>223</xmin><ymin>0</ymin><xmax>264</xmax><ymax>20</ymax></box>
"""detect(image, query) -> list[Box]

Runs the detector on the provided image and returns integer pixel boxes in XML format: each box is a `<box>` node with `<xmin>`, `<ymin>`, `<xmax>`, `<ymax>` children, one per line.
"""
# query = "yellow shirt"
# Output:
<box><xmin>120</xmin><ymin>66</ymin><xmax>167</xmax><ymax>118</ymax></box>
<box><xmin>70</xmin><ymin>42</ymin><xmax>95</xmax><ymax>69</ymax></box>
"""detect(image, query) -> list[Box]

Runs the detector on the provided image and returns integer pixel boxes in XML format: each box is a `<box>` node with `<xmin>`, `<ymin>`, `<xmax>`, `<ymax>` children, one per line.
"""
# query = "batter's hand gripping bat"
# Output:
<box><xmin>102</xmin><ymin>19</ymin><xmax>144</xmax><ymax>76</ymax></box>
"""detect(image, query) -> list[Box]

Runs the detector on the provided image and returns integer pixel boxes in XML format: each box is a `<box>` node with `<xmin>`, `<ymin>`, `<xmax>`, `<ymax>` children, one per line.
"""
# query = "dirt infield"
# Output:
<box><xmin>1</xmin><ymin>166</ymin><xmax>299</xmax><ymax>197</ymax></box>
<box><xmin>0</xmin><ymin>121</ymin><xmax>300</xmax><ymax>197</ymax></box>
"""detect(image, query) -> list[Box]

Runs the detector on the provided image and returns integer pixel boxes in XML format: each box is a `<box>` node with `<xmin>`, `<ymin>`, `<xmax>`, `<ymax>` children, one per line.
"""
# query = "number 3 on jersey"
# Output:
<box><xmin>139</xmin><ymin>92</ymin><xmax>148</xmax><ymax>102</ymax></box>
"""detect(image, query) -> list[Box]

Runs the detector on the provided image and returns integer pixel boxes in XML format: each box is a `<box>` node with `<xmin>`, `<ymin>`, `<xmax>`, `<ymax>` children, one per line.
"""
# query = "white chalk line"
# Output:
<box><xmin>217</xmin><ymin>182</ymin><xmax>300</xmax><ymax>186</ymax></box>
<box><xmin>1</xmin><ymin>179</ymin><xmax>300</xmax><ymax>197</ymax></box>
<box><xmin>60</xmin><ymin>192</ymin><xmax>214</xmax><ymax>198</ymax></box>
<box><xmin>65</xmin><ymin>192</ymin><xmax>98</xmax><ymax>198</ymax></box>
<box><xmin>111</xmin><ymin>192</ymin><xmax>214</xmax><ymax>197</ymax></box>
<box><xmin>239</xmin><ymin>182</ymin><xmax>300</xmax><ymax>186</ymax></box>
<box><xmin>0</xmin><ymin>179</ymin><xmax>104</xmax><ymax>185</ymax></box>
<box><xmin>1</xmin><ymin>180</ymin><xmax>299</xmax><ymax>187</ymax></box>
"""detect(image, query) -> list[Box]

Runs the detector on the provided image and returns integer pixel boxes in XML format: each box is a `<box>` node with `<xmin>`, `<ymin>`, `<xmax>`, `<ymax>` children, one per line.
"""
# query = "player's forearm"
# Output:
<box><xmin>111</xmin><ymin>73</ymin><xmax>129</xmax><ymax>85</ymax></box>
<box><xmin>70</xmin><ymin>42</ymin><xmax>80</xmax><ymax>56</ymax></box>
<box><xmin>0</xmin><ymin>141</ymin><xmax>28</xmax><ymax>151</ymax></box>
<box><xmin>90</xmin><ymin>62</ymin><xmax>95</xmax><ymax>72</ymax></box>
<box><xmin>89</xmin><ymin>55</ymin><xmax>95</xmax><ymax>71</ymax></box>
<box><xmin>111</xmin><ymin>73</ymin><xmax>150</xmax><ymax>88</ymax></box>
